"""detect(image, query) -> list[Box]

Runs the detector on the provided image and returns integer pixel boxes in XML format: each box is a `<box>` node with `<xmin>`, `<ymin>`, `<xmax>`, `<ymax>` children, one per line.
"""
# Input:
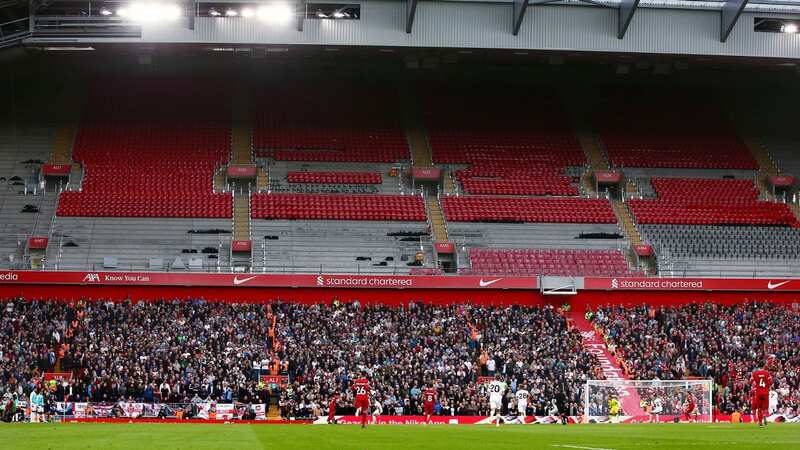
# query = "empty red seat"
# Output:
<box><xmin>594</xmin><ymin>93</ymin><xmax>758</xmax><ymax>170</ymax></box>
<box><xmin>423</xmin><ymin>88</ymin><xmax>585</xmax><ymax>196</ymax></box>
<box><xmin>286</xmin><ymin>171</ymin><xmax>382</xmax><ymax>185</ymax></box>
<box><xmin>253</xmin><ymin>84</ymin><xmax>408</xmax><ymax>163</ymax></box>
<box><xmin>251</xmin><ymin>193</ymin><xmax>426</xmax><ymax>221</ymax></box>
<box><xmin>442</xmin><ymin>196</ymin><xmax>616</xmax><ymax>223</ymax></box>
<box><xmin>465</xmin><ymin>248</ymin><xmax>643</xmax><ymax>277</ymax></box>
<box><xmin>628</xmin><ymin>178</ymin><xmax>798</xmax><ymax>226</ymax></box>
<box><xmin>56</xmin><ymin>78</ymin><xmax>232</xmax><ymax>219</ymax></box>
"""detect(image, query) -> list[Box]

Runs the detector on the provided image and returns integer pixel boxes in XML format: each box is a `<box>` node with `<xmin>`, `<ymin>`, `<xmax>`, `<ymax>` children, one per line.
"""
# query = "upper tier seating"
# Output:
<box><xmin>253</xmin><ymin>84</ymin><xmax>408</xmax><ymax>163</ymax></box>
<box><xmin>251</xmin><ymin>193</ymin><xmax>426</xmax><ymax>221</ymax></box>
<box><xmin>286</xmin><ymin>171</ymin><xmax>382</xmax><ymax>185</ymax></box>
<box><xmin>464</xmin><ymin>248</ymin><xmax>642</xmax><ymax>277</ymax></box>
<box><xmin>594</xmin><ymin>94</ymin><xmax>758</xmax><ymax>170</ymax></box>
<box><xmin>628</xmin><ymin>178</ymin><xmax>798</xmax><ymax>226</ymax></box>
<box><xmin>442</xmin><ymin>196</ymin><xmax>616</xmax><ymax>223</ymax></box>
<box><xmin>56</xmin><ymin>79</ymin><xmax>232</xmax><ymax>218</ymax></box>
<box><xmin>423</xmin><ymin>88</ymin><xmax>584</xmax><ymax>196</ymax></box>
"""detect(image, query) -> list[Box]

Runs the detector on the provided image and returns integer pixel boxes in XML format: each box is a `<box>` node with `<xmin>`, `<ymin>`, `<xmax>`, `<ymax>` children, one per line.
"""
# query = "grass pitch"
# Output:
<box><xmin>3</xmin><ymin>422</ymin><xmax>798</xmax><ymax>450</ymax></box>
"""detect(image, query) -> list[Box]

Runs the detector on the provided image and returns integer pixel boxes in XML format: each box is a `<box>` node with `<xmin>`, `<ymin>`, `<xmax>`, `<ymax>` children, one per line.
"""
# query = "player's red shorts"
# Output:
<box><xmin>355</xmin><ymin>397</ymin><xmax>370</xmax><ymax>410</ymax></box>
<box><xmin>424</xmin><ymin>403</ymin><xmax>434</xmax><ymax>415</ymax></box>
<box><xmin>682</xmin><ymin>404</ymin><xmax>695</xmax><ymax>420</ymax></box>
<box><xmin>752</xmin><ymin>393</ymin><xmax>769</xmax><ymax>411</ymax></box>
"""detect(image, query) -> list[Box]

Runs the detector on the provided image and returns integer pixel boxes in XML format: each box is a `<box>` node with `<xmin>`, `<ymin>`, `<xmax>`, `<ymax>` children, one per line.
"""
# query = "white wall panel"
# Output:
<box><xmin>35</xmin><ymin>2</ymin><xmax>800</xmax><ymax>59</ymax></box>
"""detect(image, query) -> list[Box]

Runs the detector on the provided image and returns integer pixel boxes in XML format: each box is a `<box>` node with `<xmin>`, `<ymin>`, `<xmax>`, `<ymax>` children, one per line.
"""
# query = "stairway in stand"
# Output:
<box><xmin>231</xmin><ymin>87</ymin><xmax>254</xmax><ymax>165</ymax></box>
<box><xmin>611</xmin><ymin>200</ymin><xmax>650</xmax><ymax>273</ymax></box>
<box><xmin>403</xmin><ymin>90</ymin><xmax>433</xmax><ymax>167</ymax></box>
<box><xmin>568</xmin><ymin>310</ymin><xmax>645</xmax><ymax>416</ymax></box>
<box><xmin>442</xmin><ymin>171</ymin><xmax>456</xmax><ymax>194</ymax></box>
<box><xmin>741</xmin><ymin>135</ymin><xmax>779</xmax><ymax>200</ymax></box>
<box><xmin>790</xmin><ymin>203</ymin><xmax>800</xmax><ymax>224</ymax></box>
<box><xmin>567</xmin><ymin>99</ymin><xmax>608</xmax><ymax>196</ymax></box>
<box><xmin>426</xmin><ymin>197</ymin><xmax>449</xmax><ymax>242</ymax></box>
<box><xmin>230</xmin><ymin>86</ymin><xmax>254</xmax><ymax>253</ymax></box>
<box><xmin>233</xmin><ymin>195</ymin><xmax>250</xmax><ymax>241</ymax></box>
<box><xmin>213</xmin><ymin>167</ymin><xmax>226</xmax><ymax>192</ymax></box>
<box><xmin>256</xmin><ymin>167</ymin><xmax>269</xmax><ymax>192</ymax></box>
<box><xmin>50</xmin><ymin>127</ymin><xmax>75</xmax><ymax>166</ymax></box>
<box><xmin>408</xmin><ymin>124</ymin><xmax>432</xmax><ymax>167</ymax></box>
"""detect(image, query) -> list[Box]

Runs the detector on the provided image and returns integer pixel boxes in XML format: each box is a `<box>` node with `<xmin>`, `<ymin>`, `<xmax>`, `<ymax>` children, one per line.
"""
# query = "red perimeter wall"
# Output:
<box><xmin>1</xmin><ymin>284</ymin><xmax>798</xmax><ymax>309</ymax></box>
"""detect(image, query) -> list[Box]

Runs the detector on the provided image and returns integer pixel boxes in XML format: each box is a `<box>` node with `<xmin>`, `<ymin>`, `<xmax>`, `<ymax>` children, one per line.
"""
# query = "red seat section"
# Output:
<box><xmin>442</xmin><ymin>196</ymin><xmax>616</xmax><ymax>223</ymax></box>
<box><xmin>594</xmin><ymin>93</ymin><xmax>757</xmax><ymax>170</ymax></box>
<box><xmin>423</xmin><ymin>88</ymin><xmax>584</xmax><ymax>196</ymax></box>
<box><xmin>253</xmin><ymin>84</ymin><xmax>408</xmax><ymax>163</ymax></box>
<box><xmin>57</xmin><ymin>79</ymin><xmax>232</xmax><ymax>218</ymax></box>
<box><xmin>251</xmin><ymin>194</ymin><xmax>426</xmax><ymax>221</ymax></box>
<box><xmin>465</xmin><ymin>248</ymin><xmax>642</xmax><ymax>277</ymax></box>
<box><xmin>286</xmin><ymin>171</ymin><xmax>382</xmax><ymax>185</ymax></box>
<box><xmin>628</xmin><ymin>178</ymin><xmax>798</xmax><ymax>226</ymax></box>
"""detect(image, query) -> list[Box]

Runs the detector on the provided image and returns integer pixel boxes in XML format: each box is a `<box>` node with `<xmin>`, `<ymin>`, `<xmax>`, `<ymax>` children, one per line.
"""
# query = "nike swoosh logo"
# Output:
<box><xmin>233</xmin><ymin>276</ymin><xmax>257</xmax><ymax>286</ymax></box>
<box><xmin>767</xmin><ymin>280</ymin><xmax>790</xmax><ymax>290</ymax></box>
<box><xmin>479</xmin><ymin>278</ymin><xmax>503</xmax><ymax>287</ymax></box>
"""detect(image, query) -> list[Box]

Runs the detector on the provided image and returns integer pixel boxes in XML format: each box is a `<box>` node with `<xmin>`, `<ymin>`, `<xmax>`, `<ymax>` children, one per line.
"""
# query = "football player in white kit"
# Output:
<box><xmin>768</xmin><ymin>390</ymin><xmax>778</xmax><ymax>415</ymax></box>
<box><xmin>371</xmin><ymin>398</ymin><xmax>383</xmax><ymax>424</ymax></box>
<box><xmin>650</xmin><ymin>395</ymin><xmax>663</xmax><ymax>423</ymax></box>
<box><xmin>488</xmin><ymin>374</ymin><xmax>507</xmax><ymax>427</ymax></box>
<box><xmin>515</xmin><ymin>383</ymin><xmax>530</xmax><ymax>423</ymax></box>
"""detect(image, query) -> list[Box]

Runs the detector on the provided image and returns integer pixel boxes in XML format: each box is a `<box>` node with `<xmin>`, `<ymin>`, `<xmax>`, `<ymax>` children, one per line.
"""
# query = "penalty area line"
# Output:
<box><xmin>551</xmin><ymin>445</ymin><xmax>617</xmax><ymax>450</ymax></box>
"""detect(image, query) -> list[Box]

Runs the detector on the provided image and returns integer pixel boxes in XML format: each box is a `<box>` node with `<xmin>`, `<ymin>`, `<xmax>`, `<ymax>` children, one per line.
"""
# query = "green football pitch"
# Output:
<box><xmin>2</xmin><ymin>423</ymin><xmax>798</xmax><ymax>450</ymax></box>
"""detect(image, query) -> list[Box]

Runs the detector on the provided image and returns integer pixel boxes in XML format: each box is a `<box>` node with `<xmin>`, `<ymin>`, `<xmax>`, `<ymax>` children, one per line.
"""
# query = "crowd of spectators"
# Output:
<box><xmin>589</xmin><ymin>302</ymin><xmax>800</xmax><ymax>414</ymax></box>
<box><xmin>0</xmin><ymin>299</ymin><xmax>274</xmax><ymax>408</ymax></box>
<box><xmin>4</xmin><ymin>296</ymin><xmax>797</xmax><ymax>421</ymax></box>
<box><xmin>272</xmin><ymin>302</ymin><xmax>597</xmax><ymax>418</ymax></box>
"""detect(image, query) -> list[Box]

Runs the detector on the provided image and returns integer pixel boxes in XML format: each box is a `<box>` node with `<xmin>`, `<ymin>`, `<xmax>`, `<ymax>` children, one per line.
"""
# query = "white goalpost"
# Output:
<box><xmin>584</xmin><ymin>379</ymin><xmax>714</xmax><ymax>424</ymax></box>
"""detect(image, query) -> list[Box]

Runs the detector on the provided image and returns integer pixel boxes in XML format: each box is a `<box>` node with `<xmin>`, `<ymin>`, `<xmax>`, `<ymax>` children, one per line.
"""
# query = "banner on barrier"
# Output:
<box><xmin>584</xmin><ymin>277</ymin><xmax>800</xmax><ymax>292</ymax></box>
<box><xmin>0</xmin><ymin>271</ymin><xmax>537</xmax><ymax>290</ymax></box>
<box><xmin>314</xmin><ymin>415</ymin><xmax>578</xmax><ymax>425</ymax></box>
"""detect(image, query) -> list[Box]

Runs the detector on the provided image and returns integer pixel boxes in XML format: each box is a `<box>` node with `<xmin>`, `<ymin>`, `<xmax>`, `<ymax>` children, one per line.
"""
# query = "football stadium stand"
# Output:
<box><xmin>589</xmin><ymin>302</ymin><xmax>799</xmax><ymax>414</ymax></box>
<box><xmin>1</xmin><ymin>78</ymin><xmax>799</xmax><ymax>277</ymax></box>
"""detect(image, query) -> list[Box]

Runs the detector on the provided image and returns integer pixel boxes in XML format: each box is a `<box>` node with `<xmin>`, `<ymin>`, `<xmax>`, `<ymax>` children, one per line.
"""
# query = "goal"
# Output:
<box><xmin>584</xmin><ymin>379</ymin><xmax>714</xmax><ymax>423</ymax></box>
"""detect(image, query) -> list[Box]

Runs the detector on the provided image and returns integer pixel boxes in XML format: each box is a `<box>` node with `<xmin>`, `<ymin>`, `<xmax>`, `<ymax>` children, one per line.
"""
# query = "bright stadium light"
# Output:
<box><xmin>162</xmin><ymin>4</ymin><xmax>181</xmax><ymax>21</ymax></box>
<box><xmin>782</xmin><ymin>23</ymin><xmax>798</xmax><ymax>33</ymax></box>
<box><xmin>124</xmin><ymin>2</ymin><xmax>182</xmax><ymax>22</ymax></box>
<box><xmin>333</xmin><ymin>11</ymin><xmax>344</xmax><ymax>18</ymax></box>
<box><xmin>99</xmin><ymin>7</ymin><xmax>113</xmax><ymax>16</ymax></box>
<box><xmin>225</xmin><ymin>8</ymin><xmax>238</xmax><ymax>17</ymax></box>
<box><xmin>241</xmin><ymin>7</ymin><xmax>255</xmax><ymax>18</ymax></box>
<box><xmin>209</xmin><ymin>7</ymin><xmax>221</xmax><ymax>16</ymax></box>
<box><xmin>257</xmin><ymin>3</ymin><xmax>294</xmax><ymax>24</ymax></box>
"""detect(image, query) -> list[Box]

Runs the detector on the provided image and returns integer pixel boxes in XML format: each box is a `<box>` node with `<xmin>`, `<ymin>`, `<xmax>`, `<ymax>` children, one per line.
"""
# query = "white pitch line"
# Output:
<box><xmin>551</xmin><ymin>445</ymin><xmax>617</xmax><ymax>450</ymax></box>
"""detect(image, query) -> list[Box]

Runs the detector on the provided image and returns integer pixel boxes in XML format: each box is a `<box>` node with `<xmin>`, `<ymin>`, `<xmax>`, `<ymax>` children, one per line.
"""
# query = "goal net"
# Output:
<box><xmin>584</xmin><ymin>379</ymin><xmax>714</xmax><ymax>424</ymax></box>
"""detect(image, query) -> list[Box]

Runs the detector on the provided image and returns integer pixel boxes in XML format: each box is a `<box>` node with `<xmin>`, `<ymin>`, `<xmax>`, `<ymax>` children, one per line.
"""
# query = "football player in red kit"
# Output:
<box><xmin>682</xmin><ymin>392</ymin><xmax>696</xmax><ymax>422</ymax></box>
<box><xmin>422</xmin><ymin>383</ymin><xmax>437</xmax><ymax>424</ymax></box>
<box><xmin>327</xmin><ymin>393</ymin><xmax>339</xmax><ymax>424</ymax></box>
<box><xmin>352</xmin><ymin>372</ymin><xmax>371</xmax><ymax>428</ymax></box>
<box><xmin>751</xmin><ymin>366</ymin><xmax>773</xmax><ymax>427</ymax></box>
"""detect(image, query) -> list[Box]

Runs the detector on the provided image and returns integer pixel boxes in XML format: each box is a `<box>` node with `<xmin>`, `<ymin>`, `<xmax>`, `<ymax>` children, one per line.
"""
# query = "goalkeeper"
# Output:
<box><xmin>608</xmin><ymin>395</ymin><xmax>621</xmax><ymax>423</ymax></box>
